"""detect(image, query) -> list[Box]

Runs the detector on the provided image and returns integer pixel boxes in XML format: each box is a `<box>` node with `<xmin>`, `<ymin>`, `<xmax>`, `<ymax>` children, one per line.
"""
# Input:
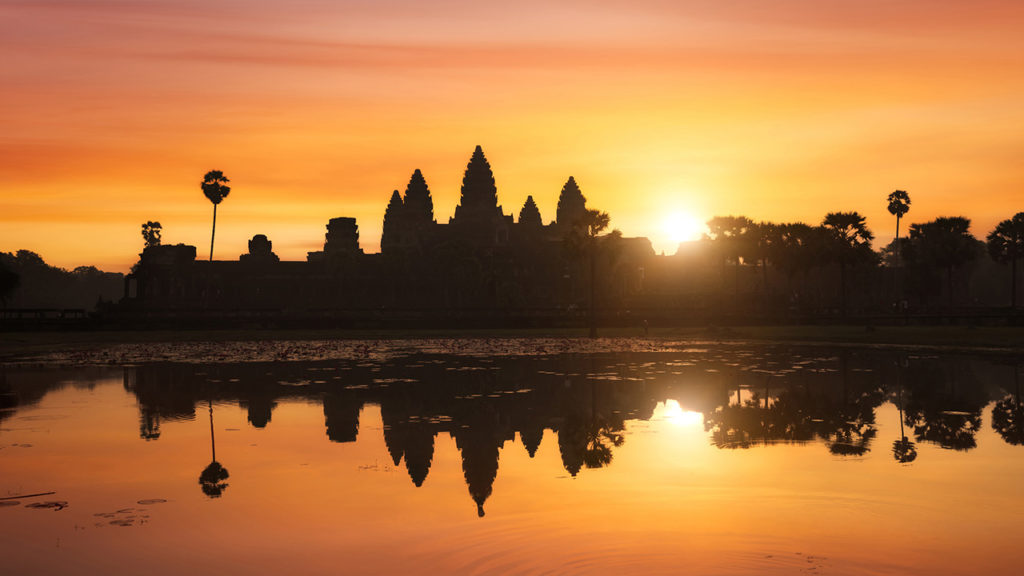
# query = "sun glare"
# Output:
<box><xmin>659</xmin><ymin>399</ymin><xmax>703</xmax><ymax>427</ymax></box>
<box><xmin>664</xmin><ymin>212</ymin><xmax>705</xmax><ymax>244</ymax></box>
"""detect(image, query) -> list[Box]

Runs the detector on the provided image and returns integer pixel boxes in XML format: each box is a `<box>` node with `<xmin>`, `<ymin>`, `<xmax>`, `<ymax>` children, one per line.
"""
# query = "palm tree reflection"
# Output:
<box><xmin>992</xmin><ymin>364</ymin><xmax>1024</xmax><ymax>446</ymax></box>
<box><xmin>199</xmin><ymin>399</ymin><xmax>230</xmax><ymax>498</ymax></box>
<box><xmin>582</xmin><ymin>418</ymin><xmax>625</xmax><ymax>470</ymax></box>
<box><xmin>892</xmin><ymin>358</ymin><xmax>918</xmax><ymax>464</ymax></box>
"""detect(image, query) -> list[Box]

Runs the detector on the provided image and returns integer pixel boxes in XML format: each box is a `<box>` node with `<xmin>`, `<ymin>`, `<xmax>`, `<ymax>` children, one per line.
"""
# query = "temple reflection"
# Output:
<box><xmin>3</xmin><ymin>350</ymin><xmax>1022</xmax><ymax>515</ymax></box>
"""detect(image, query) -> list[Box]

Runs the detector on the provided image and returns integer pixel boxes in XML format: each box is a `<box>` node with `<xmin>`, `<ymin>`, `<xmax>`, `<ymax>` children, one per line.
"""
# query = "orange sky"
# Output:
<box><xmin>2</xmin><ymin>0</ymin><xmax>1024</xmax><ymax>272</ymax></box>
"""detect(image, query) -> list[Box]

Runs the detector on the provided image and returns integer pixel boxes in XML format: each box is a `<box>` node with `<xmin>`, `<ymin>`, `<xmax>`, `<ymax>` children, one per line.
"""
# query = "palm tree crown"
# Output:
<box><xmin>202</xmin><ymin>170</ymin><xmax>231</xmax><ymax>205</ymax></box>
<box><xmin>887</xmin><ymin>190</ymin><xmax>911</xmax><ymax>219</ymax></box>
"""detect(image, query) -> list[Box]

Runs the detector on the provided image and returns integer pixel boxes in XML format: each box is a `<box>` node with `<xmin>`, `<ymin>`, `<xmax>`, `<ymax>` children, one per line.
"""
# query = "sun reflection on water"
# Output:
<box><xmin>656</xmin><ymin>399</ymin><xmax>703</xmax><ymax>427</ymax></box>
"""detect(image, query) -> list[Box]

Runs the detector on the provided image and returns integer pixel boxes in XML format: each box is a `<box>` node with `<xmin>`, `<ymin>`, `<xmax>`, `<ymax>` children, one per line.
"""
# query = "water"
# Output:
<box><xmin>2</xmin><ymin>344</ymin><xmax>1023</xmax><ymax>575</ymax></box>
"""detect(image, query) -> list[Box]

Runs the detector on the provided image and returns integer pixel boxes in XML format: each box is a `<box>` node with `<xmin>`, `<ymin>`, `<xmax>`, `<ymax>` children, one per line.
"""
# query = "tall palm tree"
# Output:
<box><xmin>582</xmin><ymin>210</ymin><xmax>610</xmax><ymax>337</ymax></box>
<box><xmin>822</xmin><ymin>212</ymin><xmax>874</xmax><ymax>317</ymax></box>
<box><xmin>201</xmin><ymin>170</ymin><xmax>231</xmax><ymax>261</ymax></box>
<box><xmin>887</xmin><ymin>190</ymin><xmax>911</xmax><ymax>306</ymax></box>
<box><xmin>887</xmin><ymin>190</ymin><xmax>911</xmax><ymax>261</ymax></box>
<box><xmin>987</xmin><ymin>212</ymin><xmax>1024</xmax><ymax>309</ymax></box>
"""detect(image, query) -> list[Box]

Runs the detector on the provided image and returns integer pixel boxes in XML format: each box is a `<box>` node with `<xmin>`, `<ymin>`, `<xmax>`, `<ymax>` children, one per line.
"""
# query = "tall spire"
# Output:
<box><xmin>518</xmin><ymin>195</ymin><xmax>542</xmax><ymax>227</ymax></box>
<box><xmin>453</xmin><ymin>145</ymin><xmax>499</xmax><ymax>223</ymax></box>
<box><xmin>381</xmin><ymin>189</ymin><xmax>404</xmax><ymax>254</ymax></box>
<box><xmin>403</xmin><ymin>169</ymin><xmax>434</xmax><ymax>226</ymax></box>
<box><xmin>556</xmin><ymin>176</ymin><xmax>587</xmax><ymax>228</ymax></box>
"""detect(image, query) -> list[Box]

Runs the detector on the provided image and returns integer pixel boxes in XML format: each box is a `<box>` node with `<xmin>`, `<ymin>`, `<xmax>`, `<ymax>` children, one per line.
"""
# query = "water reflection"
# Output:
<box><xmin>2</xmin><ymin>349</ymin><xmax>1022</xmax><ymax>517</ymax></box>
<box><xmin>199</xmin><ymin>399</ymin><xmax>230</xmax><ymax>498</ymax></box>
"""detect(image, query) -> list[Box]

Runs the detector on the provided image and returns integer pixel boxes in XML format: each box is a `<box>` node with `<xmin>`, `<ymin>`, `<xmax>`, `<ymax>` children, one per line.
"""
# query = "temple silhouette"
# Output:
<box><xmin>119</xmin><ymin>146</ymin><xmax>654</xmax><ymax>326</ymax></box>
<box><xmin>6</xmin><ymin>350</ymin><xmax>1015</xmax><ymax>515</ymax></box>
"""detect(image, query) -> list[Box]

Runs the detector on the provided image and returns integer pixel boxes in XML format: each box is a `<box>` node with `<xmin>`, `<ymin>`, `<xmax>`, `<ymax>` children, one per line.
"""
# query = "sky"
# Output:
<box><xmin>2</xmin><ymin>0</ymin><xmax>1024</xmax><ymax>272</ymax></box>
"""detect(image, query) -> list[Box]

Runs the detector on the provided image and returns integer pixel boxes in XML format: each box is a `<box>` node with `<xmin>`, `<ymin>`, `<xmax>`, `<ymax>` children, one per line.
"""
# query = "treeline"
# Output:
<box><xmin>0</xmin><ymin>250</ymin><xmax>123</xmax><ymax>310</ymax></box>
<box><xmin>658</xmin><ymin>207</ymin><xmax>1023</xmax><ymax>316</ymax></box>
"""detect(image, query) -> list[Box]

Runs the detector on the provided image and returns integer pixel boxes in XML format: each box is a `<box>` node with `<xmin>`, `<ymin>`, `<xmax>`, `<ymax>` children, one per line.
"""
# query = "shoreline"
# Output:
<box><xmin>3</xmin><ymin>325</ymin><xmax>1024</xmax><ymax>364</ymax></box>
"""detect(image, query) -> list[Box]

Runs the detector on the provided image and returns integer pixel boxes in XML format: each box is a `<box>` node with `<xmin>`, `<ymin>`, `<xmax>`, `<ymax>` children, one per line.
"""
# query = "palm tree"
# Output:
<box><xmin>706</xmin><ymin>215</ymin><xmax>754</xmax><ymax>295</ymax></box>
<box><xmin>767</xmin><ymin>223</ymin><xmax>820</xmax><ymax>312</ymax></box>
<box><xmin>566</xmin><ymin>209</ymin><xmax>611</xmax><ymax>338</ymax></box>
<box><xmin>908</xmin><ymin>217</ymin><xmax>978</xmax><ymax>310</ymax></box>
<box><xmin>886</xmin><ymin>190</ymin><xmax>911</xmax><ymax>261</ymax></box>
<box><xmin>821</xmin><ymin>212</ymin><xmax>874</xmax><ymax>317</ymax></box>
<box><xmin>987</xmin><ymin>212</ymin><xmax>1024</xmax><ymax>309</ymax></box>
<box><xmin>201</xmin><ymin>170</ymin><xmax>231</xmax><ymax>261</ymax></box>
<box><xmin>887</xmin><ymin>190</ymin><xmax>911</xmax><ymax>306</ymax></box>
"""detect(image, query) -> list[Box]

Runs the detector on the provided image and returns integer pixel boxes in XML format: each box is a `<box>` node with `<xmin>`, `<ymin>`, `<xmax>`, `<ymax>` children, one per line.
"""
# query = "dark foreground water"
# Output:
<box><xmin>2</xmin><ymin>343</ymin><xmax>1023</xmax><ymax>575</ymax></box>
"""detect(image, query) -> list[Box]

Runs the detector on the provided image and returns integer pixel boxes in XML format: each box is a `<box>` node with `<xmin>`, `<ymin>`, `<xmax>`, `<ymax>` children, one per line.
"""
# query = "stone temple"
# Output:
<box><xmin>121</xmin><ymin>146</ymin><xmax>657</xmax><ymax>326</ymax></box>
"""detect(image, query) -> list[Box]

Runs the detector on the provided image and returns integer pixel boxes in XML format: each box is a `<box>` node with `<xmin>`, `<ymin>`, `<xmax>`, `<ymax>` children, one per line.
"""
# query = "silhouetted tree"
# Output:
<box><xmin>0</xmin><ymin>250</ymin><xmax>121</xmax><ymax>310</ymax></box>
<box><xmin>987</xmin><ymin>212</ymin><xmax>1024</xmax><ymax>308</ymax></box>
<box><xmin>887</xmin><ymin>190</ymin><xmax>911</xmax><ymax>263</ymax></box>
<box><xmin>518</xmin><ymin>195</ymin><xmax>542</xmax><ymax>227</ymax></box>
<box><xmin>566</xmin><ymin>209</ymin><xmax>611</xmax><ymax>337</ymax></box>
<box><xmin>766</xmin><ymin>223</ymin><xmax>816</xmax><ymax>305</ymax></box>
<box><xmin>705</xmin><ymin>215</ymin><xmax>754</xmax><ymax>295</ymax></box>
<box><xmin>822</xmin><ymin>212</ymin><xmax>874</xmax><ymax>316</ymax></box>
<box><xmin>201</xmin><ymin>170</ymin><xmax>231</xmax><ymax>261</ymax></box>
<box><xmin>908</xmin><ymin>217</ymin><xmax>978</xmax><ymax>309</ymax></box>
<box><xmin>141</xmin><ymin>221</ymin><xmax>162</xmax><ymax>249</ymax></box>
<box><xmin>0</xmin><ymin>261</ymin><xmax>18</xmax><ymax>307</ymax></box>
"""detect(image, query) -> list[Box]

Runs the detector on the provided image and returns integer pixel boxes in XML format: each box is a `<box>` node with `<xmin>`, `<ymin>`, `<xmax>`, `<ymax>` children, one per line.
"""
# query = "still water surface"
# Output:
<box><xmin>2</xmin><ymin>344</ymin><xmax>1023</xmax><ymax>575</ymax></box>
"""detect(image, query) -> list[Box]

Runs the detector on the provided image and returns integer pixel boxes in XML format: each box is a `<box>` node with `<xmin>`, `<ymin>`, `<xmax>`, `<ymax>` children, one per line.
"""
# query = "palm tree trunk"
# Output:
<box><xmin>208</xmin><ymin>399</ymin><xmax>216</xmax><ymax>462</ymax></box>
<box><xmin>209</xmin><ymin>203</ymin><xmax>218</xmax><ymax>262</ymax></box>
<box><xmin>588</xmin><ymin>237</ymin><xmax>597</xmax><ymax>338</ymax></box>
<box><xmin>894</xmin><ymin>215</ymin><xmax>902</xmax><ymax>304</ymax></box>
<box><xmin>897</xmin><ymin>369</ymin><xmax>906</xmax><ymax>440</ymax></box>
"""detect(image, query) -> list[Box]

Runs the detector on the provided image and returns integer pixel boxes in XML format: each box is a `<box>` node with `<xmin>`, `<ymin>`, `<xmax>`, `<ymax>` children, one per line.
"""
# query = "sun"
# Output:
<box><xmin>664</xmin><ymin>212</ymin><xmax>705</xmax><ymax>244</ymax></box>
